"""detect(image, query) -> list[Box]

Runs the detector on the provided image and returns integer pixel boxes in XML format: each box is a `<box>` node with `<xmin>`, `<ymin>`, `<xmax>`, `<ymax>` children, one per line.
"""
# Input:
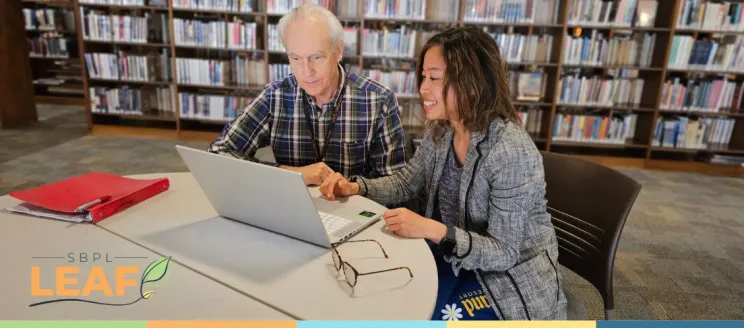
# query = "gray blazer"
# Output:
<box><xmin>355</xmin><ymin>118</ymin><xmax>568</xmax><ymax>320</ymax></box>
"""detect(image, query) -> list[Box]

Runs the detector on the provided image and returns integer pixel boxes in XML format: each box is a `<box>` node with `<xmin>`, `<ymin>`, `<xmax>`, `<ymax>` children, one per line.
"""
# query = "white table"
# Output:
<box><xmin>0</xmin><ymin>195</ymin><xmax>291</xmax><ymax>320</ymax></box>
<box><xmin>96</xmin><ymin>172</ymin><xmax>438</xmax><ymax>320</ymax></box>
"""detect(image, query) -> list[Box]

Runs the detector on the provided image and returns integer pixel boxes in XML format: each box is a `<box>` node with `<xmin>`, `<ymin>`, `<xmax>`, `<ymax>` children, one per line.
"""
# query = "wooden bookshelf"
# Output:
<box><xmin>61</xmin><ymin>0</ymin><xmax>744</xmax><ymax>173</ymax></box>
<box><xmin>21</xmin><ymin>0</ymin><xmax>85</xmax><ymax>106</ymax></box>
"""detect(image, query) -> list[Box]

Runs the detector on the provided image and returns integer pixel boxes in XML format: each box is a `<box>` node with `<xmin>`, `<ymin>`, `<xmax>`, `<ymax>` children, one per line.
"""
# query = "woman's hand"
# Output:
<box><xmin>383</xmin><ymin>208</ymin><xmax>447</xmax><ymax>243</ymax></box>
<box><xmin>319</xmin><ymin>173</ymin><xmax>360</xmax><ymax>200</ymax></box>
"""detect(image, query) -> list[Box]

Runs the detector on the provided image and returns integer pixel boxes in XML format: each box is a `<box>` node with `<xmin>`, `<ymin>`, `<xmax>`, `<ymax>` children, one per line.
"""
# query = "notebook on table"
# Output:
<box><xmin>5</xmin><ymin>172</ymin><xmax>170</xmax><ymax>223</ymax></box>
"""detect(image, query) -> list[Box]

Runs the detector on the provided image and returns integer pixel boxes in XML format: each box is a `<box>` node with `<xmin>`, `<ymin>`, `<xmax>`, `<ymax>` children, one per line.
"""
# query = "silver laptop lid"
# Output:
<box><xmin>175</xmin><ymin>145</ymin><xmax>333</xmax><ymax>248</ymax></box>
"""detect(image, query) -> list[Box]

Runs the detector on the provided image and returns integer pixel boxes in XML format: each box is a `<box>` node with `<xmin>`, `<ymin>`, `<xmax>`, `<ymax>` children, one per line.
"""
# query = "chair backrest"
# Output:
<box><xmin>539</xmin><ymin>151</ymin><xmax>641</xmax><ymax>314</ymax></box>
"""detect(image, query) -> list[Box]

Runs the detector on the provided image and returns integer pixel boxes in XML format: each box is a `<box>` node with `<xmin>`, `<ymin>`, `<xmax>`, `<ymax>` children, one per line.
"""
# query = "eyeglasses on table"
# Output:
<box><xmin>331</xmin><ymin>239</ymin><xmax>413</xmax><ymax>288</ymax></box>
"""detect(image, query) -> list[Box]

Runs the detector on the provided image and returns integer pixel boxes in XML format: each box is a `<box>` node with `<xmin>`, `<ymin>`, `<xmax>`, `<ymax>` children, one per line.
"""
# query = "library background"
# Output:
<box><xmin>2</xmin><ymin>0</ymin><xmax>744</xmax><ymax>321</ymax></box>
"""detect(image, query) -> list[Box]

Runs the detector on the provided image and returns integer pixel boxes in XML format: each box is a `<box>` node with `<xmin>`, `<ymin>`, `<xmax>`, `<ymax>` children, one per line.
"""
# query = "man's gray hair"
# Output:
<box><xmin>277</xmin><ymin>3</ymin><xmax>344</xmax><ymax>50</ymax></box>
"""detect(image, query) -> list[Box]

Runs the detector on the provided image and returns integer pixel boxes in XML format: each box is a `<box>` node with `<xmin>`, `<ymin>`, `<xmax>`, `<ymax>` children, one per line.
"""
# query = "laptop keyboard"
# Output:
<box><xmin>319</xmin><ymin>211</ymin><xmax>352</xmax><ymax>235</ymax></box>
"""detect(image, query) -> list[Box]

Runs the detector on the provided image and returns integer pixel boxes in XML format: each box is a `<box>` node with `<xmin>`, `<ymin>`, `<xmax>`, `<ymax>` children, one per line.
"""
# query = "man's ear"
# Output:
<box><xmin>335</xmin><ymin>44</ymin><xmax>344</xmax><ymax>63</ymax></box>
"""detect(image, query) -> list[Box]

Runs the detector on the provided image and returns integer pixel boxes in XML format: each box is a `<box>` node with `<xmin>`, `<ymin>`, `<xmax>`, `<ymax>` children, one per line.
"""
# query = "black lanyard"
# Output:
<box><xmin>302</xmin><ymin>73</ymin><xmax>348</xmax><ymax>163</ymax></box>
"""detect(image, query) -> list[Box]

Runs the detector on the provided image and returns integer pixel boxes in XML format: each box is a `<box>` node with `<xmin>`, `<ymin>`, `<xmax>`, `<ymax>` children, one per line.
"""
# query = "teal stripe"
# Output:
<box><xmin>0</xmin><ymin>321</ymin><xmax>146</xmax><ymax>328</ymax></box>
<box><xmin>298</xmin><ymin>321</ymin><xmax>445</xmax><ymax>328</ymax></box>
<box><xmin>599</xmin><ymin>322</ymin><xmax>744</xmax><ymax>328</ymax></box>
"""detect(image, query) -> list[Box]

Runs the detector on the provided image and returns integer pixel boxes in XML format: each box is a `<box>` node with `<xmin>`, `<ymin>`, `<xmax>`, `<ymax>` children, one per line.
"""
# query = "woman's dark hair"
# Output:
<box><xmin>416</xmin><ymin>26</ymin><xmax>518</xmax><ymax>140</ymax></box>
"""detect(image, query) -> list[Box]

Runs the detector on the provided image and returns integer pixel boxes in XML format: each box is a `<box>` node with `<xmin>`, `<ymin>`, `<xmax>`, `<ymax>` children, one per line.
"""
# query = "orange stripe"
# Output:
<box><xmin>147</xmin><ymin>321</ymin><xmax>296</xmax><ymax>328</ymax></box>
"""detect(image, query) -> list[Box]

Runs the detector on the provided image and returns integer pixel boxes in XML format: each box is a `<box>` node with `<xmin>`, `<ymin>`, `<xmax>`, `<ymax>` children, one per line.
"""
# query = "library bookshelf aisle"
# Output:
<box><xmin>59</xmin><ymin>0</ymin><xmax>744</xmax><ymax>175</ymax></box>
<box><xmin>22</xmin><ymin>0</ymin><xmax>85</xmax><ymax>106</ymax></box>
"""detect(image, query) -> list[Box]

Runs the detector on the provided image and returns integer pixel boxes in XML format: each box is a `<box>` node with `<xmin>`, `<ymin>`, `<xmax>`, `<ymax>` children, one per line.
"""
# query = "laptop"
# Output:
<box><xmin>175</xmin><ymin>145</ymin><xmax>382</xmax><ymax>248</ymax></box>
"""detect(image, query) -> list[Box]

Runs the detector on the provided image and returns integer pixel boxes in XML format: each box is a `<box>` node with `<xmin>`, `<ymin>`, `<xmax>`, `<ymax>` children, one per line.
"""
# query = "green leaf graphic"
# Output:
<box><xmin>141</xmin><ymin>256</ymin><xmax>171</xmax><ymax>284</ymax></box>
<box><xmin>143</xmin><ymin>291</ymin><xmax>155</xmax><ymax>299</ymax></box>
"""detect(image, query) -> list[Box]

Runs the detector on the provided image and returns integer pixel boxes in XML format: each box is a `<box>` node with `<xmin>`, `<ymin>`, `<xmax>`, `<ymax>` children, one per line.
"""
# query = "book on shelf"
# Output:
<box><xmin>85</xmin><ymin>50</ymin><xmax>170</xmax><ymax>82</ymax></box>
<box><xmin>89</xmin><ymin>85</ymin><xmax>173</xmax><ymax>115</ymax></box>
<box><xmin>552</xmin><ymin>113</ymin><xmax>638</xmax><ymax>144</ymax></box>
<box><xmin>79</xmin><ymin>0</ymin><xmax>146</xmax><ymax>5</ymax></box>
<box><xmin>567</xmin><ymin>0</ymin><xmax>645</xmax><ymax>27</ymax></box>
<box><xmin>667</xmin><ymin>35</ymin><xmax>744</xmax><ymax>72</ymax></box>
<box><xmin>491</xmin><ymin>31</ymin><xmax>553</xmax><ymax>63</ymax></box>
<box><xmin>563</xmin><ymin>30</ymin><xmax>656</xmax><ymax>67</ymax></box>
<box><xmin>269</xmin><ymin>63</ymin><xmax>291</xmax><ymax>82</ymax></box>
<box><xmin>24</xmin><ymin>8</ymin><xmax>76</xmax><ymax>32</ymax></box>
<box><xmin>516</xmin><ymin>107</ymin><xmax>543</xmax><ymax>136</ymax></box>
<box><xmin>653</xmin><ymin>116</ymin><xmax>736</xmax><ymax>148</ymax></box>
<box><xmin>676</xmin><ymin>0</ymin><xmax>744</xmax><ymax>31</ymax></box>
<box><xmin>363</xmin><ymin>26</ymin><xmax>417</xmax><ymax>58</ymax></box>
<box><xmin>336</xmin><ymin>0</ymin><xmax>359</xmax><ymax>18</ymax></box>
<box><xmin>660</xmin><ymin>77</ymin><xmax>744</xmax><ymax>113</ymax></box>
<box><xmin>268</xmin><ymin>0</ymin><xmax>333</xmax><ymax>14</ymax></box>
<box><xmin>172</xmin><ymin>0</ymin><xmax>254</xmax><ymax>12</ymax></box>
<box><xmin>364</xmin><ymin>0</ymin><xmax>426</xmax><ymax>19</ymax></box>
<box><xmin>362</xmin><ymin>69</ymin><xmax>416</xmax><ymax>95</ymax></box>
<box><xmin>557</xmin><ymin>71</ymin><xmax>645</xmax><ymax>107</ymax></box>
<box><xmin>179</xmin><ymin>92</ymin><xmax>253</xmax><ymax>122</ymax></box>
<box><xmin>426</xmin><ymin>0</ymin><xmax>459</xmax><ymax>21</ymax></box>
<box><xmin>177</xmin><ymin>55</ymin><xmax>266</xmax><ymax>87</ymax></box>
<box><xmin>463</xmin><ymin>0</ymin><xmax>558</xmax><ymax>24</ymax></box>
<box><xmin>635</xmin><ymin>0</ymin><xmax>657</xmax><ymax>27</ymax></box>
<box><xmin>28</xmin><ymin>32</ymin><xmax>71</xmax><ymax>58</ymax></box>
<box><xmin>513</xmin><ymin>70</ymin><xmax>546</xmax><ymax>102</ymax></box>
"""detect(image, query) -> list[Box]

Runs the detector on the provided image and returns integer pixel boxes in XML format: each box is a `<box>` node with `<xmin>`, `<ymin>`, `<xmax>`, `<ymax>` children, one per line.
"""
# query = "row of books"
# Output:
<box><xmin>174</xmin><ymin>18</ymin><xmax>258</xmax><ymax>50</ymax></box>
<box><xmin>28</xmin><ymin>34</ymin><xmax>71</xmax><ymax>58</ymax></box>
<box><xmin>80</xmin><ymin>0</ymin><xmax>148</xmax><ymax>5</ymax></box>
<box><xmin>563</xmin><ymin>32</ymin><xmax>656</xmax><ymax>67</ymax></box>
<box><xmin>492</xmin><ymin>33</ymin><xmax>554</xmax><ymax>63</ymax></box>
<box><xmin>667</xmin><ymin>35</ymin><xmax>744</xmax><ymax>72</ymax></box>
<box><xmin>81</xmin><ymin>11</ymin><xmax>152</xmax><ymax>43</ymax></box>
<box><xmin>231</xmin><ymin>55</ymin><xmax>268</xmax><ymax>86</ymax></box>
<box><xmin>509</xmin><ymin>70</ymin><xmax>547</xmax><ymax>102</ymax></box>
<box><xmin>176</xmin><ymin>56</ymin><xmax>267</xmax><ymax>86</ymax></box>
<box><xmin>364</xmin><ymin>0</ymin><xmax>426</xmax><ymax>19</ymax></box>
<box><xmin>676</xmin><ymin>0</ymin><xmax>744</xmax><ymax>31</ymax></box>
<box><xmin>172</xmin><ymin>0</ymin><xmax>254</xmax><ymax>12</ymax></box>
<box><xmin>567</xmin><ymin>0</ymin><xmax>656</xmax><ymax>27</ymax></box>
<box><xmin>653</xmin><ymin>117</ymin><xmax>736</xmax><ymax>148</ymax></box>
<box><xmin>267</xmin><ymin>0</ymin><xmax>332</xmax><ymax>14</ymax></box>
<box><xmin>362</xmin><ymin>27</ymin><xmax>417</xmax><ymax>58</ymax></box>
<box><xmin>89</xmin><ymin>86</ymin><xmax>173</xmax><ymax>115</ymax></box>
<box><xmin>425</xmin><ymin>0</ymin><xmax>460</xmax><ymax>22</ymax></box>
<box><xmin>552</xmin><ymin>113</ymin><xmax>638</xmax><ymax>144</ymax></box>
<box><xmin>84</xmin><ymin>50</ymin><xmax>171</xmax><ymax>82</ymax></box>
<box><xmin>660</xmin><ymin>78</ymin><xmax>744</xmax><ymax>112</ymax></box>
<box><xmin>463</xmin><ymin>0</ymin><xmax>560</xmax><ymax>24</ymax></box>
<box><xmin>362</xmin><ymin>69</ymin><xmax>416</xmax><ymax>95</ymax></box>
<box><xmin>267</xmin><ymin>24</ymin><xmax>285</xmax><ymax>52</ymax></box>
<box><xmin>23</xmin><ymin>8</ymin><xmax>75</xmax><ymax>32</ymax></box>
<box><xmin>557</xmin><ymin>74</ymin><xmax>645</xmax><ymax>107</ymax></box>
<box><xmin>269</xmin><ymin>63</ymin><xmax>291</xmax><ymax>82</ymax></box>
<box><xmin>178</xmin><ymin>92</ymin><xmax>253</xmax><ymax>122</ymax></box>
<box><xmin>517</xmin><ymin>107</ymin><xmax>544</xmax><ymax>136</ymax></box>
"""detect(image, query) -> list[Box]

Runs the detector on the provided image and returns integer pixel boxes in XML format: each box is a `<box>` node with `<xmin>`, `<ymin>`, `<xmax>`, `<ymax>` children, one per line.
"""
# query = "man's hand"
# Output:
<box><xmin>319</xmin><ymin>173</ymin><xmax>360</xmax><ymax>200</ymax></box>
<box><xmin>383</xmin><ymin>208</ymin><xmax>447</xmax><ymax>242</ymax></box>
<box><xmin>281</xmin><ymin>163</ymin><xmax>335</xmax><ymax>186</ymax></box>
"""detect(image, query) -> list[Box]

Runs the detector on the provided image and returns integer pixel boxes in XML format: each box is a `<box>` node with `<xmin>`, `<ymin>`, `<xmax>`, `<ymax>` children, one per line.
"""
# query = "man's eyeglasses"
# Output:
<box><xmin>331</xmin><ymin>239</ymin><xmax>413</xmax><ymax>288</ymax></box>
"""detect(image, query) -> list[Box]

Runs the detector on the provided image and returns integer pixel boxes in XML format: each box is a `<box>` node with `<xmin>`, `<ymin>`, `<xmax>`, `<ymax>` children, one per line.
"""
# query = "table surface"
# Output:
<box><xmin>0</xmin><ymin>195</ymin><xmax>292</xmax><ymax>320</ymax></box>
<box><xmin>96</xmin><ymin>172</ymin><xmax>438</xmax><ymax>320</ymax></box>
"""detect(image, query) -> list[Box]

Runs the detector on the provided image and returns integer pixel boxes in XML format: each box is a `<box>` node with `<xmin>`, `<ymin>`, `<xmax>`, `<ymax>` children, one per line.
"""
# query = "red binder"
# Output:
<box><xmin>8</xmin><ymin>172</ymin><xmax>170</xmax><ymax>223</ymax></box>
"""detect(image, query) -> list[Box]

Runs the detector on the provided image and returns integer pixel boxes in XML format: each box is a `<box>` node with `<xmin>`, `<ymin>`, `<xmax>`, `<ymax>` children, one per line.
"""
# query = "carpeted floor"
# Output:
<box><xmin>1</xmin><ymin>105</ymin><xmax>743</xmax><ymax>320</ymax></box>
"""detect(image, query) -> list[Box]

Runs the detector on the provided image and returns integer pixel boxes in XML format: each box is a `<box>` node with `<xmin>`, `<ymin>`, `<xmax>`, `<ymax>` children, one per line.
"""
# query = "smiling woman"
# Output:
<box><xmin>320</xmin><ymin>26</ymin><xmax>568</xmax><ymax>321</ymax></box>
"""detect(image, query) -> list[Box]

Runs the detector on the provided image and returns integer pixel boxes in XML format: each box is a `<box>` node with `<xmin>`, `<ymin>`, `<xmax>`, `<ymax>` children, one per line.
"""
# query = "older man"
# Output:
<box><xmin>209</xmin><ymin>3</ymin><xmax>407</xmax><ymax>186</ymax></box>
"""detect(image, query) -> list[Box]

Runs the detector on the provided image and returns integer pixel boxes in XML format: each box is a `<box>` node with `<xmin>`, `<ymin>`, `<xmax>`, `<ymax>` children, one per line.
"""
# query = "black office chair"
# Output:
<box><xmin>540</xmin><ymin>151</ymin><xmax>641</xmax><ymax>320</ymax></box>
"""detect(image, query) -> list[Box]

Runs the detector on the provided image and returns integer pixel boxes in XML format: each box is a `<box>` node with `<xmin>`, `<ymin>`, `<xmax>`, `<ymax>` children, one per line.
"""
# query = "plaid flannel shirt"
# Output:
<box><xmin>208</xmin><ymin>64</ymin><xmax>407</xmax><ymax>179</ymax></box>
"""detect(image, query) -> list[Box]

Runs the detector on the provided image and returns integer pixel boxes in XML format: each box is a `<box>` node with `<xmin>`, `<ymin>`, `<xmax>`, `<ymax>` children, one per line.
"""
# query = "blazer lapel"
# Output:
<box><xmin>457</xmin><ymin>129</ymin><xmax>488</xmax><ymax>229</ymax></box>
<box><xmin>425</xmin><ymin>129</ymin><xmax>453</xmax><ymax>219</ymax></box>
